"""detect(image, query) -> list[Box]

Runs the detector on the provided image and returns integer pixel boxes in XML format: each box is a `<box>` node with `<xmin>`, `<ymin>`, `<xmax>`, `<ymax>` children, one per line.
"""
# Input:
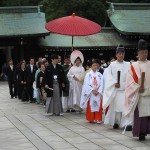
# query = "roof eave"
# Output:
<box><xmin>106</xmin><ymin>1</ymin><xmax>150</xmax><ymax>6</ymax></box>
<box><xmin>113</xmin><ymin>27</ymin><xmax>150</xmax><ymax>36</ymax></box>
<box><xmin>0</xmin><ymin>32</ymin><xmax>50</xmax><ymax>38</ymax></box>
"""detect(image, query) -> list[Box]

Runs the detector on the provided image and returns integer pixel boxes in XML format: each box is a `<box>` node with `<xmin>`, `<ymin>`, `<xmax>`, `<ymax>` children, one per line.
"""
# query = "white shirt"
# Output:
<box><xmin>52</xmin><ymin>63</ymin><xmax>56</xmax><ymax>69</ymax></box>
<box><xmin>10</xmin><ymin>65</ymin><xmax>13</xmax><ymax>71</ymax></box>
<box><xmin>30</xmin><ymin>64</ymin><xmax>33</xmax><ymax>72</ymax></box>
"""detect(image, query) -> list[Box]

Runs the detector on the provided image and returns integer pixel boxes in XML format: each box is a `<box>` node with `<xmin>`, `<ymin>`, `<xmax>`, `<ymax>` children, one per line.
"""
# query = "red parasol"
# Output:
<box><xmin>45</xmin><ymin>13</ymin><xmax>101</xmax><ymax>50</ymax></box>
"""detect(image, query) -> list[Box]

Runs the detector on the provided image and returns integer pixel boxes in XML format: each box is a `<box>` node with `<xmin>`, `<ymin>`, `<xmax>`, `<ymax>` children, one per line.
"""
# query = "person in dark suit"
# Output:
<box><xmin>62</xmin><ymin>55</ymin><xmax>72</xmax><ymax>112</ymax></box>
<box><xmin>26</xmin><ymin>58</ymin><xmax>37</xmax><ymax>103</ymax></box>
<box><xmin>6</xmin><ymin>59</ymin><xmax>17</xmax><ymax>99</ymax></box>
<box><xmin>95</xmin><ymin>59</ymin><xmax>104</xmax><ymax>75</ymax></box>
<box><xmin>17</xmin><ymin>61</ymin><xmax>28</xmax><ymax>101</ymax></box>
<box><xmin>36</xmin><ymin>63</ymin><xmax>46</xmax><ymax>104</ymax></box>
<box><xmin>44</xmin><ymin>54</ymin><xmax>66</xmax><ymax>115</ymax></box>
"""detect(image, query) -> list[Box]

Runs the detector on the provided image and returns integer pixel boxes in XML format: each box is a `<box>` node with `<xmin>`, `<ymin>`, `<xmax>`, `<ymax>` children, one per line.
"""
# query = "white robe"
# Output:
<box><xmin>103</xmin><ymin>67</ymin><xmax>109</xmax><ymax>90</ymax></box>
<box><xmin>67</xmin><ymin>65</ymin><xmax>85</xmax><ymax>108</ymax></box>
<box><xmin>80</xmin><ymin>70</ymin><xmax>103</xmax><ymax>112</ymax></box>
<box><xmin>103</xmin><ymin>60</ymin><xmax>132</xmax><ymax>127</ymax></box>
<box><xmin>125</xmin><ymin>61</ymin><xmax>150</xmax><ymax>117</ymax></box>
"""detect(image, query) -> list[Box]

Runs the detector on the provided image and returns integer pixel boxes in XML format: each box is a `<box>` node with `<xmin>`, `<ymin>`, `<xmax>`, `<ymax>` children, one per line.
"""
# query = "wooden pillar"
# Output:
<box><xmin>20</xmin><ymin>38</ymin><xmax>24</xmax><ymax>61</ymax></box>
<box><xmin>7</xmin><ymin>46</ymin><xmax>12</xmax><ymax>59</ymax></box>
<box><xmin>6</xmin><ymin>46</ymin><xmax>14</xmax><ymax>60</ymax></box>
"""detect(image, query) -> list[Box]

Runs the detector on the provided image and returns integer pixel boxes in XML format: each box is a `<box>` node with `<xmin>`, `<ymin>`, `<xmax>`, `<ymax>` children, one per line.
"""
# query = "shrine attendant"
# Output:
<box><xmin>125</xmin><ymin>39</ymin><xmax>150</xmax><ymax>140</ymax></box>
<box><xmin>80</xmin><ymin>61</ymin><xmax>103</xmax><ymax>124</ymax></box>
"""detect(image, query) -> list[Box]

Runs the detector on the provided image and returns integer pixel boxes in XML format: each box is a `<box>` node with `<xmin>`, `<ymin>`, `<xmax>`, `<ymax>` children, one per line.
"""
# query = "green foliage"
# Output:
<box><xmin>0</xmin><ymin>0</ymin><xmax>149</xmax><ymax>26</ymax></box>
<box><xmin>109</xmin><ymin>0</ymin><xmax>150</xmax><ymax>2</ymax></box>
<box><xmin>41</xmin><ymin>0</ymin><xmax>107</xmax><ymax>25</ymax></box>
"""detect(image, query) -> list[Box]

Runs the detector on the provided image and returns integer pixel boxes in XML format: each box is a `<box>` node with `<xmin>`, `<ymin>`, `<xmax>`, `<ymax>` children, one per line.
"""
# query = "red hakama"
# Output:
<box><xmin>86</xmin><ymin>100</ymin><xmax>102</xmax><ymax>122</ymax></box>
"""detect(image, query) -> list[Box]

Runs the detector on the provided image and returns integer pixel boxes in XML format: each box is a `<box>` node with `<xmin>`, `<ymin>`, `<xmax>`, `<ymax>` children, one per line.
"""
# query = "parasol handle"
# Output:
<box><xmin>141</xmin><ymin>72</ymin><xmax>145</xmax><ymax>87</ymax></box>
<box><xmin>117</xmin><ymin>71</ymin><xmax>121</xmax><ymax>84</ymax></box>
<box><xmin>72</xmin><ymin>13</ymin><xmax>76</xmax><ymax>17</ymax></box>
<box><xmin>71</xmin><ymin>36</ymin><xmax>74</xmax><ymax>51</ymax></box>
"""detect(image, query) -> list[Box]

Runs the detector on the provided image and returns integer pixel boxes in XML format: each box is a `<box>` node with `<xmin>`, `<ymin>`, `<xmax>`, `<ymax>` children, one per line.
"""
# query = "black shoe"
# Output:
<box><xmin>66</xmin><ymin>109</ymin><xmax>70</xmax><ymax>113</ymax></box>
<box><xmin>126</xmin><ymin>125</ymin><xmax>132</xmax><ymax>131</ymax></box>
<box><xmin>11</xmin><ymin>96</ymin><xmax>14</xmax><ymax>99</ymax></box>
<box><xmin>71</xmin><ymin>109</ymin><xmax>76</xmax><ymax>112</ymax></box>
<box><xmin>139</xmin><ymin>134</ymin><xmax>145</xmax><ymax>141</ymax></box>
<box><xmin>55</xmin><ymin>113</ymin><xmax>59</xmax><ymax>116</ymax></box>
<box><xmin>44</xmin><ymin>101</ymin><xmax>46</xmax><ymax>105</ymax></box>
<box><xmin>113</xmin><ymin>123</ymin><xmax>119</xmax><ymax>129</ymax></box>
<box><xmin>15</xmin><ymin>96</ymin><xmax>17</xmax><ymax>98</ymax></box>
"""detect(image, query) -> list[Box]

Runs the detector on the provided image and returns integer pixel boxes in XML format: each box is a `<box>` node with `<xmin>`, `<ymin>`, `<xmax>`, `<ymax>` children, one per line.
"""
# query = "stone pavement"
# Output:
<box><xmin>0</xmin><ymin>82</ymin><xmax>150</xmax><ymax>150</ymax></box>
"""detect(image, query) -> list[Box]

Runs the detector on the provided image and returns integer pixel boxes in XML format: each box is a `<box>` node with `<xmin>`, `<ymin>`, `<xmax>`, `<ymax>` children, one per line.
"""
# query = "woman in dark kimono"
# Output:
<box><xmin>18</xmin><ymin>61</ymin><xmax>28</xmax><ymax>101</ymax></box>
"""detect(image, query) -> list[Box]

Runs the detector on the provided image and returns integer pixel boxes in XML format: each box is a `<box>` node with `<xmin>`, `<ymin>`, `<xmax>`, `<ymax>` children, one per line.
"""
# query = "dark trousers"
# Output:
<box><xmin>18</xmin><ymin>83</ymin><xmax>27</xmax><ymax>100</ymax></box>
<box><xmin>22</xmin><ymin>85</ymin><xmax>28</xmax><ymax>101</ymax></box>
<box><xmin>27</xmin><ymin>81</ymin><xmax>34</xmax><ymax>101</ymax></box>
<box><xmin>8</xmin><ymin>81</ymin><xmax>17</xmax><ymax>97</ymax></box>
<box><xmin>18</xmin><ymin>83</ymin><xmax>22</xmax><ymax>99</ymax></box>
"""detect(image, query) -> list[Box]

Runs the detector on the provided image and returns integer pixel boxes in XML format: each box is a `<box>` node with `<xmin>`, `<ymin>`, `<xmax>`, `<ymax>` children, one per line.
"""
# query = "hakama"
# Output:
<box><xmin>46</xmin><ymin>80</ymin><xmax>63</xmax><ymax>114</ymax></box>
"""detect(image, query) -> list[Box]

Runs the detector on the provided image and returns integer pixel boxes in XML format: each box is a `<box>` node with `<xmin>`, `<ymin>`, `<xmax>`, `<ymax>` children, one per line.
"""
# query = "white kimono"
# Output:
<box><xmin>80</xmin><ymin>70</ymin><xmax>103</xmax><ymax>112</ymax></box>
<box><xmin>103</xmin><ymin>60</ymin><xmax>132</xmax><ymax>127</ymax></box>
<box><xmin>67</xmin><ymin>65</ymin><xmax>85</xmax><ymax>108</ymax></box>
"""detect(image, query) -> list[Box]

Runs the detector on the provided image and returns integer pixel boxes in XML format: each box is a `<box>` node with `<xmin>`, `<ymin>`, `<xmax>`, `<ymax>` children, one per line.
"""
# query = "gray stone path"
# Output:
<box><xmin>0</xmin><ymin>81</ymin><xmax>150</xmax><ymax>150</ymax></box>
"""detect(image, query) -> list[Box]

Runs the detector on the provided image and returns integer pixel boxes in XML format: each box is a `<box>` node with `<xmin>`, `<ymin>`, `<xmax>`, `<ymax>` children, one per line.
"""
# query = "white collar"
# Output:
<box><xmin>116</xmin><ymin>60</ymin><xmax>124</xmax><ymax>64</ymax></box>
<box><xmin>91</xmin><ymin>70</ymin><xmax>97</xmax><ymax>75</ymax></box>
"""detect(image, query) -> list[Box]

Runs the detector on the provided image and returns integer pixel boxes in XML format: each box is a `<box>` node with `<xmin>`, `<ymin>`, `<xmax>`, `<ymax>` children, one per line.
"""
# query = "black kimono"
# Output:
<box><xmin>36</xmin><ymin>71</ymin><xmax>45</xmax><ymax>89</ymax></box>
<box><xmin>44</xmin><ymin>64</ymin><xmax>65</xmax><ymax>97</ymax></box>
<box><xmin>17</xmin><ymin>69</ymin><xmax>28</xmax><ymax>101</ymax></box>
<box><xmin>44</xmin><ymin>64</ymin><xmax>65</xmax><ymax>114</ymax></box>
<box><xmin>36</xmin><ymin>71</ymin><xmax>46</xmax><ymax>102</ymax></box>
<box><xmin>98</xmin><ymin>67</ymin><xmax>104</xmax><ymax>75</ymax></box>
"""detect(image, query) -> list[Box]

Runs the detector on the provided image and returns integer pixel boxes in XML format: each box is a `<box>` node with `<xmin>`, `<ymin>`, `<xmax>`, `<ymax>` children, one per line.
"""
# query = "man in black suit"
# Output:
<box><xmin>6</xmin><ymin>59</ymin><xmax>17</xmax><ymax>99</ymax></box>
<box><xmin>26</xmin><ymin>58</ymin><xmax>37</xmax><ymax>103</ymax></box>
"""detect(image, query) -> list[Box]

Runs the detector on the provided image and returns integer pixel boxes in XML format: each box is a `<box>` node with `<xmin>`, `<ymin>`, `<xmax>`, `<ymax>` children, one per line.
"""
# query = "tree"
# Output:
<box><xmin>0</xmin><ymin>0</ymin><xmax>149</xmax><ymax>26</ymax></box>
<box><xmin>41</xmin><ymin>0</ymin><xmax>107</xmax><ymax>26</ymax></box>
